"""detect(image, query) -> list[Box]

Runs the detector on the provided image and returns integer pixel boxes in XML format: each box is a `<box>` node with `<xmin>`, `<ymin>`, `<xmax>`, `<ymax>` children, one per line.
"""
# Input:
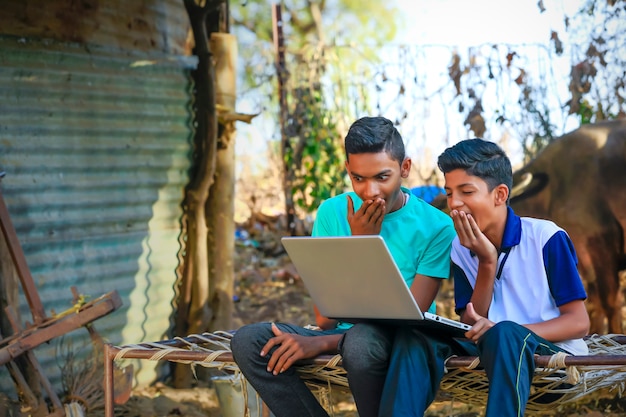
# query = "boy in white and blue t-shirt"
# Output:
<box><xmin>379</xmin><ymin>138</ymin><xmax>590</xmax><ymax>417</ymax></box>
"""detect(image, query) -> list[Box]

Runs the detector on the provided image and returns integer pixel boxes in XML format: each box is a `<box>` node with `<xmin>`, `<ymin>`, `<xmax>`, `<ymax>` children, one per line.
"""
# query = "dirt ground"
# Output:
<box><xmin>114</xmin><ymin>234</ymin><xmax>626</xmax><ymax>417</ymax></box>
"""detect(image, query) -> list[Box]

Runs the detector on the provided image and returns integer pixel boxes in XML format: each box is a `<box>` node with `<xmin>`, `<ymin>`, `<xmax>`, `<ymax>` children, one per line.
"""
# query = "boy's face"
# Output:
<box><xmin>444</xmin><ymin>168</ymin><xmax>507</xmax><ymax>232</ymax></box>
<box><xmin>345</xmin><ymin>152</ymin><xmax>410</xmax><ymax>214</ymax></box>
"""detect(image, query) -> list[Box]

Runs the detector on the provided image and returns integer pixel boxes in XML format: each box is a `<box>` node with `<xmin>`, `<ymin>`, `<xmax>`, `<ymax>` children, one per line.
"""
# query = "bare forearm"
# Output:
<box><xmin>468</xmin><ymin>262</ymin><xmax>496</xmax><ymax>318</ymax></box>
<box><xmin>313</xmin><ymin>334</ymin><xmax>344</xmax><ymax>354</ymax></box>
<box><xmin>525</xmin><ymin>319</ymin><xmax>588</xmax><ymax>342</ymax></box>
<box><xmin>409</xmin><ymin>274</ymin><xmax>441</xmax><ymax>312</ymax></box>
<box><xmin>525</xmin><ymin>302</ymin><xmax>590</xmax><ymax>342</ymax></box>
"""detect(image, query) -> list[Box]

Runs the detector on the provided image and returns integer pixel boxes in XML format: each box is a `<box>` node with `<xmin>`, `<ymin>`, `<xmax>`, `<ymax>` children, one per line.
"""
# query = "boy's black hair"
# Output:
<box><xmin>437</xmin><ymin>138</ymin><xmax>513</xmax><ymax>197</ymax></box>
<box><xmin>344</xmin><ymin>117</ymin><xmax>405</xmax><ymax>164</ymax></box>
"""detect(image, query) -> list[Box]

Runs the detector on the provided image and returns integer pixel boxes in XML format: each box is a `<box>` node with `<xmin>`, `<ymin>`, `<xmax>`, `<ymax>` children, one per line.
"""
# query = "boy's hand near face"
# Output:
<box><xmin>347</xmin><ymin>195</ymin><xmax>385</xmax><ymax>235</ymax></box>
<box><xmin>451</xmin><ymin>209</ymin><xmax>499</xmax><ymax>318</ymax></box>
<box><xmin>450</xmin><ymin>210</ymin><xmax>497</xmax><ymax>263</ymax></box>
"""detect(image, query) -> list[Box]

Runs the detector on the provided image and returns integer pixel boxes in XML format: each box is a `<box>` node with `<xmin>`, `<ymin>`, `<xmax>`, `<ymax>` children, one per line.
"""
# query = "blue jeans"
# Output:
<box><xmin>379</xmin><ymin>321</ymin><xmax>566</xmax><ymax>417</ymax></box>
<box><xmin>230</xmin><ymin>322</ymin><xmax>394</xmax><ymax>417</ymax></box>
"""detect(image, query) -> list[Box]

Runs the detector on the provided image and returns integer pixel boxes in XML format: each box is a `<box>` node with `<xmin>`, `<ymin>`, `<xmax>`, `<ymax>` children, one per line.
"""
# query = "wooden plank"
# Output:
<box><xmin>0</xmin><ymin>187</ymin><xmax>46</xmax><ymax>324</ymax></box>
<box><xmin>0</xmin><ymin>290</ymin><xmax>121</xmax><ymax>366</ymax></box>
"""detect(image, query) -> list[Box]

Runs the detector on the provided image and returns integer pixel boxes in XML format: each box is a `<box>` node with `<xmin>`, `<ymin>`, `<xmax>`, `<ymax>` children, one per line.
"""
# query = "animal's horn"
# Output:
<box><xmin>510</xmin><ymin>172</ymin><xmax>533</xmax><ymax>198</ymax></box>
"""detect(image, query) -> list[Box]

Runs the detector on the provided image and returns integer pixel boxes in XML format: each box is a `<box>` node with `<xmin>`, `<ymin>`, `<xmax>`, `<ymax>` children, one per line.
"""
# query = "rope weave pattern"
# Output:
<box><xmin>111</xmin><ymin>332</ymin><xmax>626</xmax><ymax>412</ymax></box>
<box><xmin>440</xmin><ymin>334</ymin><xmax>626</xmax><ymax>411</ymax></box>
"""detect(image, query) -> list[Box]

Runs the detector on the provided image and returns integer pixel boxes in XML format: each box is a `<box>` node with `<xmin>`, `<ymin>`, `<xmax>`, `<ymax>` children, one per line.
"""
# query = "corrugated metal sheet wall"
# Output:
<box><xmin>0</xmin><ymin>35</ymin><xmax>197</xmax><ymax>392</ymax></box>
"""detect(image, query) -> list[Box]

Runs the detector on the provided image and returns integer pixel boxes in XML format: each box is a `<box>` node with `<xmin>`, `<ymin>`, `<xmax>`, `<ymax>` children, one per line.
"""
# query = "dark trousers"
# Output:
<box><xmin>231</xmin><ymin>322</ymin><xmax>395</xmax><ymax>417</ymax></box>
<box><xmin>378</xmin><ymin>321</ymin><xmax>565</xmax><ymax>417</ymax></box>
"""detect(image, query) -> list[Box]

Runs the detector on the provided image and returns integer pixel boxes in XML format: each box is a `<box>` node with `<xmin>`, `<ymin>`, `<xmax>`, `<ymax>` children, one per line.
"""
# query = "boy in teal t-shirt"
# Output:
<box><xmin>313</xmin><ymin>187</ymin><xmax>453</xmax><ymax>315</ymax></box>
<box><xmin>231</xmin><ymin>116</ymin><xmax>455</xmax><ymax>417</ymax></box>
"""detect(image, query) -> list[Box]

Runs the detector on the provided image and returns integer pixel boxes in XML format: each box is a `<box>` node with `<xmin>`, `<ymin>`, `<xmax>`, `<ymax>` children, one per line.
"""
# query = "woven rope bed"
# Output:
<box><xmin>103</xmin><ymin>331</ymin><xmax>626</xmax><ymax>416</ymax></box>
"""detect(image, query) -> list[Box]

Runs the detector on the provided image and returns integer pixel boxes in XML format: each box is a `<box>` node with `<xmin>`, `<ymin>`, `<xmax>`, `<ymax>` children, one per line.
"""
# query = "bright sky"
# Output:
<box><xmin>384</xmin><ymin>0</ymin><xmax>581</xmax><ymax>170</ymax></box>
<box><xmin>234</xmin><ymin>0</ymin><xmax>582</xmax><ymax>187</ymax></box>
<box><xmin>394</xmin><ymin>0</ymin><xmax>576</xmax><ymax>46</ymax></box>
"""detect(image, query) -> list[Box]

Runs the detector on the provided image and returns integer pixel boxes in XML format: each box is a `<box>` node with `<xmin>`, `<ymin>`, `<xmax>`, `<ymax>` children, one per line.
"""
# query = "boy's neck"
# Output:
<box><xmin>386</xmin><ymin>188</ymin><xmax>407</xmax><ymax>213</ymax></box>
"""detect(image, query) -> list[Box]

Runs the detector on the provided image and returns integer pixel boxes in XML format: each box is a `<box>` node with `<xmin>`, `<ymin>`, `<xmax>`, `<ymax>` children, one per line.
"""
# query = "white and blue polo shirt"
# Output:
<box><xmin>451</xmin><ymin>206</ymin><xmax>588</xmax><ymax>355</ymax></box>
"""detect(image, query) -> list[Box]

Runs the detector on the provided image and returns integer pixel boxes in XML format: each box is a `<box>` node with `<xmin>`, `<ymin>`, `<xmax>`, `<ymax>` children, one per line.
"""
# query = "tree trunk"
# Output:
<box><xmin>272</xmin><ymin>4</ymin><xmax>297</xmax><ymax>236</ymax></box>
<box><xmin>206</xmin><ymin>32</ymin><xmax>236</xmax><ymax>332</ymax></box>
<box><xmin>173</xmin><ymin>0</ymin><xmax>222</xmax><ymax>388</ymax></box>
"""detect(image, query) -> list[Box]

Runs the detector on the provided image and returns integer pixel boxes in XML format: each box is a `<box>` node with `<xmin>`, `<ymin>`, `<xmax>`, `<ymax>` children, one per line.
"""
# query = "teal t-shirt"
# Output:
<box><xmin>312</xmin><ymin>187</ymin><xmax>456</xmax><ymax>328</ymax></box>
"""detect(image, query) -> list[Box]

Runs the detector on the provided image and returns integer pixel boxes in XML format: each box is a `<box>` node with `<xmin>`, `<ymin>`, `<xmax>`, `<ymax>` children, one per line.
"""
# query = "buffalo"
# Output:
<box><xmin>510</xmin><ymin>119</ymin><xmax>626</xmax><ymax>334</ymax></box>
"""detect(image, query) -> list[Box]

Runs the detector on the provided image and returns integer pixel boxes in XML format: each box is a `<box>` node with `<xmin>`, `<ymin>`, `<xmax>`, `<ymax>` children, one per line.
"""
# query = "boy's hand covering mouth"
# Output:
<box><xmin>347</xmin><ymin>195</ymin><xmax>385</xmax><ymax>235</ymax></box>
<box><xmin>450</xmin><ymin>210</ymin><xmax>497</xmax><ymax>263</ymax></box>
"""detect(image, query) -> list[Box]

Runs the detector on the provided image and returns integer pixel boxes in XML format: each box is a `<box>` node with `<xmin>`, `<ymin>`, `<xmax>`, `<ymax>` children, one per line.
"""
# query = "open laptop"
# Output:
<box><xmin>281</xmin><ymin>235</ymin><xmax>471</xmax><ymax>337</ymax></box>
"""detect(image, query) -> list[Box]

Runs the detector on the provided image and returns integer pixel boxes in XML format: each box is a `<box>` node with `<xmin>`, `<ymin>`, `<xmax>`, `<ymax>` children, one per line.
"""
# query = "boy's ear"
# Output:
<box><xmin>400</xmin><ymin>157</ymin><xmax>412</xmax><ymax>178</ymax></box>
<box><xmin>494</xmin><ymin>184</ymin><xmax>509</xmax><ymax>205</ymax></box>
